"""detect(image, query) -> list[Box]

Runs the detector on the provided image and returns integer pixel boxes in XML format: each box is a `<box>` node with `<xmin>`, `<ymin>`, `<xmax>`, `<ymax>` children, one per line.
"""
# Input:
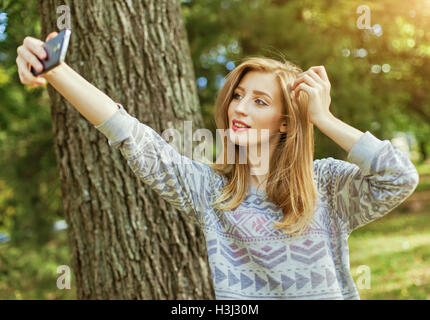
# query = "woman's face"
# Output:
<box><xmin>227</xmin><ymin>71</ymin><xmax>286</xmax><ymax>148</ymax></box>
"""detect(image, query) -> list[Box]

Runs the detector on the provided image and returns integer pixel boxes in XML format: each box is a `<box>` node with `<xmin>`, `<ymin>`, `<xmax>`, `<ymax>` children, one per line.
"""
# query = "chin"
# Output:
<box><xmin>228</xmin><ymin>130</ymin><xmax>258</xmax><ymax>147</ymax></box>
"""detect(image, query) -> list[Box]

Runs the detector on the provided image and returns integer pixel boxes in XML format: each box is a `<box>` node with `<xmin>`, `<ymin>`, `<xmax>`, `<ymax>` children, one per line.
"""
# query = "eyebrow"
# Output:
<box><xmin>236</xmin><ymin>86</ymin><xmax>272</xmax><ymax>100</ymax></box>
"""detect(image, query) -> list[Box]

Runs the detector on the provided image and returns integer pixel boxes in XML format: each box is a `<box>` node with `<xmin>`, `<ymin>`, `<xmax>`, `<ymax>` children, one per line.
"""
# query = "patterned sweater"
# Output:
<box><xmin>94</xmin><ymin>103</ymin><xmax>419</xmax><ymax>300</ymax></box>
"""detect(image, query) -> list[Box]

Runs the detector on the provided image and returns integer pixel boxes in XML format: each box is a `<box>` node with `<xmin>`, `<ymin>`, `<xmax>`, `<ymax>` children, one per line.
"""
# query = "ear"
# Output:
<box><xmin>279</xmin><ymin>122</ymin><xmax>287</xmax><ymax>133</ymax></box>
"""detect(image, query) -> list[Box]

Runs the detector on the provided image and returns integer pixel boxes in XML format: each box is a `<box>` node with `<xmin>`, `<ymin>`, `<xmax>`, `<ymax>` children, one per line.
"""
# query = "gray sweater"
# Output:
<box><xmin>95</xmin><ymin>103</ymin><xmax>419</xmax><ymax>300</ymax></box>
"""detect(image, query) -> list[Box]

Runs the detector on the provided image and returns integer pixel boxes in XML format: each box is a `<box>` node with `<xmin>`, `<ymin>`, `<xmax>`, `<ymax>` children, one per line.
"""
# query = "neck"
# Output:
<box><xmin>247</xmin><ymin>136</ymin><xmax>279</xmax><ymax>190</ymax></box>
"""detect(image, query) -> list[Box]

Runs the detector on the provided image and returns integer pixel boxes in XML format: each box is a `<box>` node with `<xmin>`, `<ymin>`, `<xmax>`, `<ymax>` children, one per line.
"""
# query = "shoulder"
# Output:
<box><xmin>313</xmin><ymin>157</ymin><xmax>359</xmax><ymax>174</ymax></box>
<box><xmin>313</xmin><ymin>157</ymin><xmax>359</xmax><ymax>190</ymax></box>
<box><xmin>208</xmin><ymin>164</ymin><xmax>228</xmax><ymax>189</ymax></box>
<box><xmin>313</xmin><ymin>157</ymin><xmax>344</xmax><ymax>178</ymax></box>
<box><xmin>192</xmin><ymin>160</ymin><xmax>228</xmax><ymax>190</ymax></box>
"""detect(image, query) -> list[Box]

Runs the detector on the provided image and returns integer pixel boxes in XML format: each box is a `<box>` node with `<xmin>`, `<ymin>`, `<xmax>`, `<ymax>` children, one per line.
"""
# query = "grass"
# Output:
<box><xmin>415</xmin><ymin>181</ymin><xmax>430</xmax><ymax>193</ymax></box>
<box><xmin>415</xmin><ymin>161</ymin><xmax>430</xmax><ymax>192</ymax></box>
<box><xmin>0</xmin><ymin>231</ymin><xmax>77</xmax><ymax>299</ymax></box>
<box><xmin>416</xmin><ymin>160</ymin><xmax>430</xmax><ymax>176</ymax></box>
<box><xmin>348</xmin><ymin>207</ymin><xmax>430</xmax><ymax>300</ymax></box>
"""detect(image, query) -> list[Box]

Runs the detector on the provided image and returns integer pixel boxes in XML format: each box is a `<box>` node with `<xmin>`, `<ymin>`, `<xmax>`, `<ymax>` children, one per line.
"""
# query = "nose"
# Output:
<box><xmin>234</xmin><ymin>96</ymin><xmax>249</xmax><ymax>115</ymax></box>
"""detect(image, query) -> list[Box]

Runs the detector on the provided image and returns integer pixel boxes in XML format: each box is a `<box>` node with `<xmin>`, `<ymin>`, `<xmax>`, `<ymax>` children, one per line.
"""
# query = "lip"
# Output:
<box><xmin>232</xmin><ymin>124</ymin><xmax>249</xmax><ymax>132</ymax></box>
<box><xmin>232</xmin><ymin>119</ymin><xmax>251</xmax><ymax>132</ymax></box>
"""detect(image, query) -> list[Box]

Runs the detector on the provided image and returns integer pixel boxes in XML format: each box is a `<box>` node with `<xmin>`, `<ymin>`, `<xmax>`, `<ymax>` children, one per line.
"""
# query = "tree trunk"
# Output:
<box><xmin>37</xmin><ymin>0</ymin><xmax>214</xmax><ymax>299</ymax></box>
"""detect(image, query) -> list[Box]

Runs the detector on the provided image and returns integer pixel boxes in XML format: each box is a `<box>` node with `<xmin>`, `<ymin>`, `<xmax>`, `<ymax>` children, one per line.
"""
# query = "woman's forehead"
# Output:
<box><xmin>238</xmin><ymin>71</ymin><xmax>281</xmax><ymax>100</ymax></box>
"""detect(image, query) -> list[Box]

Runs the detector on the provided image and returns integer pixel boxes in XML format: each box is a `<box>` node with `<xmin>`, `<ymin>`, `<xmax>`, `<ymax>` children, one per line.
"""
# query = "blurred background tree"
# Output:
<box><xmin>5</xmin><ymin>0</ymin><xmax>216</xmax><ymax>299</ymax></box>
<box><xmin>0</xmin><ymin>0</ymin><xmax>61</xmax><ymax>246</ymax></box>
<box><xmin>183</xmin><ymin>0</ymin><xmax>430</xmax><ymax>160</ymax></box>
<box><xmin>0</xmin><ymin>0</ymin><xmax>429</xmax><ymax>299</ymax></box>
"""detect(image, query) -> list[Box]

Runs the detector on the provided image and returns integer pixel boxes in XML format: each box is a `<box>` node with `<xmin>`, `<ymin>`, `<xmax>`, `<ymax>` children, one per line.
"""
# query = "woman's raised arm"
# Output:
<box><xmin>17</xmin><ymin>32</ymin><xmax>221</xmax><ymax>227</ymax></box>
<box><xmin>16</xmin><ymin>32</ymin><xmax>118</xmax><ymax>126</ymax></box>
<box><xmin>43</xmin><ymin>62</ymin><xmax>119</xmax><ymax>126</ymax></box>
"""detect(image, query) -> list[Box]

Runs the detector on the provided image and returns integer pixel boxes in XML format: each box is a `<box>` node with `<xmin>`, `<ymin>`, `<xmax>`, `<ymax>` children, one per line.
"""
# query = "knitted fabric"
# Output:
<box><xmin>95</xmin><ymin>103</ymin><xmax>419</xmax><ymax>299</ymax></box>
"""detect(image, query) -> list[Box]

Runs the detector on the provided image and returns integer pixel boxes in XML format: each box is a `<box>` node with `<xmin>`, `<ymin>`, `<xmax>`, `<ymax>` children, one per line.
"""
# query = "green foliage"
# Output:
<box><xmin>183</xmin><ymin>0</ymin><xmax>430</xmax><ymax>160</ymax></box>
<box><xmin>0</xmin><ymin>1</ymin><xmax>63</xmax><ymax>245</ymax></box>
<box><xmin>349</xmin><ymin>209</ymin><xmax>430</xmax><ymax>299</ymax></box>
<box><xmin>0</xmin><ymin>0</ymin><xmax>429</xmax><ymax>299</ymax></box>
<box><xmin>417</xmin><ymin>161</ymin><xmax>430</xmax><ymax>175</ymax></box>
<box><xmin>0</xmin><ymin>230</ymin><xmax>76</xmax><ymax>299</ymax></box>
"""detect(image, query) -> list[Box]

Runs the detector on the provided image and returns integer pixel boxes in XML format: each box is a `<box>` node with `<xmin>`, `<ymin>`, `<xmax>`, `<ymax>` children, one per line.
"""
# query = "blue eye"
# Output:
<box><xmin>256</xmin><ymin>99</ymin><xmax>268</xmax><ymax>106</ymax></box>
<box><xmin>232</xmin><ymin>93</ymin><xmax>268</xmax><ymax>106</ymax></box>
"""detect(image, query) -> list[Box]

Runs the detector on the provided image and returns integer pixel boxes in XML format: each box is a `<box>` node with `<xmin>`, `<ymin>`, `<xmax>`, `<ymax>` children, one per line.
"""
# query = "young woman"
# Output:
<box><xmin>16</xmin><ymin>32</ymin><xmax>419</xmax><ymax>300</ymax></box>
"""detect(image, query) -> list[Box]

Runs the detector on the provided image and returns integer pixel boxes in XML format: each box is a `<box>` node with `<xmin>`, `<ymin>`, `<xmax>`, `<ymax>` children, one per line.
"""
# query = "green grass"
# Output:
<box><xmin>415</xmin><ymin>181</ymin><xmax>430</xmax><ymax>192</ymax></box>
<box><xmin>414</xmin><ymin>161</ymin><xmax>430</xmax><ymax>191</ymax></box>
<box><xmin>348</xmin><ymin>208</ymin><xmax>430</xmax><ymax>300</ymax></box>
<box><xmin>0</xmin><ymin>231</ymin><xmax>77</xmax><ymax>299</ymax></box>
<box><xmin>416</xmin><ymin>160</ymin><xmax>430</xmax><ymax>176</ymax></box>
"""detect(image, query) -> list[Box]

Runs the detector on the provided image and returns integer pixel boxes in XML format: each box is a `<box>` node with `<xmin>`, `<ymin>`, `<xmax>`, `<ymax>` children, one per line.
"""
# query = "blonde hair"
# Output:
<box><xmin>209</xmin><ymin>56</ymin><xmax>318</xmax><ymax>236</ymax></box>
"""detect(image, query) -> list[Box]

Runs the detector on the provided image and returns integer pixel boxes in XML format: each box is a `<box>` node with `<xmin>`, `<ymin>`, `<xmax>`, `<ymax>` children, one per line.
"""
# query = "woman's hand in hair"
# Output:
<box><xmin>291</xmin><ymin>66</ymin><xmax>332</xmax><ymax>125</ymax></box>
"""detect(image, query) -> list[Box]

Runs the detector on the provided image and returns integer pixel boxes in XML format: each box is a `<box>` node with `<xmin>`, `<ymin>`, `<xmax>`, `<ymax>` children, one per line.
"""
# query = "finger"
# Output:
<box><xmin>16</xmin><ymin>56</ymin><xmax>45</xmax><ymax>85</ymax></box>
<box><xmin>310</xmin><ymin>67</ymin><xmax>331</xmax><ymax>90</ymax></box>
<box><xmin>293</xmin><ymin>74</ymin><xmax>319</xmax><ymax>93</ymax></box>
<box><xmin>291</xmin><ymin>73</ymin><xmax>304</xmax><ymax>90</ymax></box>
<box><xmin>292</xmin><ymin>72</ymin><xmax>318</xmax><ymax>90</ymax></box>
<box><xmin>303</xmin><ymin>73</ymin><xmax>320</xmax><ymax>88</ymax></box>
<box><xmin>310</xmin><ymin>66</ymin><xmax>329</xmax><ymax>82</ymax></box>
<box><xmin>17</xmin><ymin>45</ymin><xmax>44</xmax><ymax>73</ymax></box>
<box><xmin>16</xmin><ymin>56</ymin><xmax>32</xmax><ymax>83</ymax></box>
<box><xmin>306</xmin><ymin>69</ymin><xmax>325</xmax><ymax>86</ymax></box>
<box><xmin>23</xmin><ymin>36</ymin><xmax>47</xmax><ymax>60</ymax></box>
<box><xmin>291</xmin><ymin>77</ymin><xmax>303</xmax><ymax>91</ymax></box>
<box><xmin>295</xmin><ymin>83</ymin><xmax>316</xmax><ymax>98</ymax></box>
<box><xmin>45</xmin><ymin>31</ymin><xmax>58</xmax><ymax>42</ymax></box>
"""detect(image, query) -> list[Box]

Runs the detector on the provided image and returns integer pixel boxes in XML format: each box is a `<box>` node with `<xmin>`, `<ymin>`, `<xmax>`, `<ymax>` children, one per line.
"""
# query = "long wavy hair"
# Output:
<box><xmin>209</xmin><ymin>56</ymin><xmax>318</xmax><ymax>236</ymax></box>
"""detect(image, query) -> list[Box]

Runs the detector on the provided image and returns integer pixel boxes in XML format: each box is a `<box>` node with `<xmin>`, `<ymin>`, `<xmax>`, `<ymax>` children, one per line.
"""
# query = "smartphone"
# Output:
<box><xmin>31</xmin><ymin>29</ymin><xmax>71</xmax><ymax>76</ymax></box>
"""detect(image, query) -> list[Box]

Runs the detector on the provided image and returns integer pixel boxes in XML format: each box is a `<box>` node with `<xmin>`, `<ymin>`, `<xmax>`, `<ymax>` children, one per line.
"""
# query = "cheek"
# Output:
<box><xmin>256</xmin><ymin>113</ymin><xmax>281</xmax><ymax>130</ymax></box>
<box><xmin>227</xmin><ymin>103</ymin><xmax>233</xmax><ymax>123</ymax></box>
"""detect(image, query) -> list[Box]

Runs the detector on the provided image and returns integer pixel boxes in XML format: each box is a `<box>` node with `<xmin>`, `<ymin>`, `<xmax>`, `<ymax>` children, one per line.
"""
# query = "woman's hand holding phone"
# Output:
<box><xmin>16</xmin><ymin>31</ymin><xmax>59</xmax><ymax>87</ymax></box>
<box><xmin>15</xmin><ymin>30</ymin><xmax>119</xmax><ymax>126</ymax></box>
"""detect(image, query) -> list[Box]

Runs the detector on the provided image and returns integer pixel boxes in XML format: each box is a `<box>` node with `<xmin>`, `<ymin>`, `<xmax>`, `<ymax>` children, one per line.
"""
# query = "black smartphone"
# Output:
<box><xmin>31</xmin><ymin>29</ymin><xmax>71</xmax><ymax>76</ymax></box>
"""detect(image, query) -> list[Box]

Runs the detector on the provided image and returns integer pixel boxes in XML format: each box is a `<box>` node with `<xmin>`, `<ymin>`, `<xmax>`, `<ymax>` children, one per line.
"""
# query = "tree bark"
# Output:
<box><xmin>37</xmin><ymin>0</ymin><xmax>214</xmax><ymax>299</ymax></box>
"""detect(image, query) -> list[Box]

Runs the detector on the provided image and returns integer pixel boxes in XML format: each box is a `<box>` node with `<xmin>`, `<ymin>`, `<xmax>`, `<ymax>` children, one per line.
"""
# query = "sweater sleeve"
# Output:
<box><xmin>93</xmin><ymin>103</ymin><xmax>215</xmax><ymax>227</ymax></box>
<box><xmin>315</xmin><ymin>131</ymin><xmax>419</xmax><ymax>235</ymax></box>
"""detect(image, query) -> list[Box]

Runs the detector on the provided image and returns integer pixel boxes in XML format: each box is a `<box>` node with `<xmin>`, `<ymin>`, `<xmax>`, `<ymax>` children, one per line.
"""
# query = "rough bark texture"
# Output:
<box><xmin>37</xmin><ymin>0</ymin><xmax>214</xmax><ymax>299</ymax></box>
